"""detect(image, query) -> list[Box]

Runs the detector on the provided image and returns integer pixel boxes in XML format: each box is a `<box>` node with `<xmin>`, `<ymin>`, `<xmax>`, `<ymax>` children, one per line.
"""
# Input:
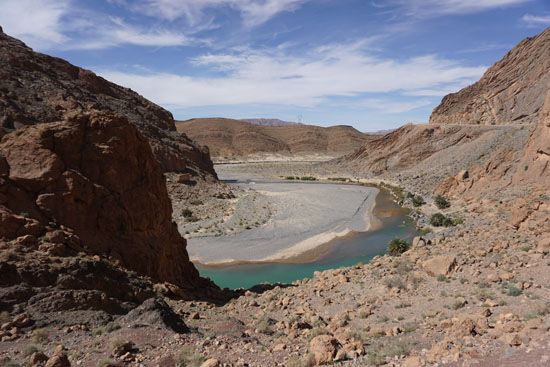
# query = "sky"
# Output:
<box><xmin>0</xmin><ymin>0</ymin><xmax>549</xmax><ymax>131</ymax></box>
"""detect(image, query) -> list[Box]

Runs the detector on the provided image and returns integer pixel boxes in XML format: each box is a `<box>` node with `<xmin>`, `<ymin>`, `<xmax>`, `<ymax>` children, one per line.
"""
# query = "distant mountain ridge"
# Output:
<box><xmin>176</xmin><ymin>117</ymin><xmax>372</xmax><ymax>158</ymax></box>
<box><xmin>241</xmin><ymin>118</ymin><xmax>301</xmax><ymax>126</ymax></box>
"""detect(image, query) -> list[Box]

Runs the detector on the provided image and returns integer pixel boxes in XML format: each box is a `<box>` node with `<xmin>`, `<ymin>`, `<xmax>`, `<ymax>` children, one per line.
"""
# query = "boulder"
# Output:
<box><xmin>45</xmin><ymin>345</ymin><xmax>70</xmax><ymax>367</ymax></box>
<box><xmin>422</xmin><ymin>256</ymin><xmax>457</xmax><ymax>276</ymax></box>
<box><xmin>309</xmin><ymin>335</ymin><xmax>339</xmax><ymax>365</ymax></box>
<box><xmin>119</xmin><ymin>298</ymin><xmax>188</xmax><ymax>333</ymax></box>
<box><xmin>0</xmin><ymin>112</ymin><xmax>204</xmax><ymax>289</ymax></box>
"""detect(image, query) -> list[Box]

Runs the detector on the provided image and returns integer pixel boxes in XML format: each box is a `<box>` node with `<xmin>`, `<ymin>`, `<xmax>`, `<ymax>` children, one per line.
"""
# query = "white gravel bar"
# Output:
<box><xmin>187</xmin><ymin>181</ymin><xmax>379</xmax><ymax>264</ymax></box>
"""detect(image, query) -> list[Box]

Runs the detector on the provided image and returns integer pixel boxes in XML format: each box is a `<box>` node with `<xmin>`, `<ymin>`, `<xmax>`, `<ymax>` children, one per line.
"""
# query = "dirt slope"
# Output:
<box><xmin>0</xmin><ymin>27</ymin><xmax>216</xmax><ymax>178</ymax></box>
<box><xmin>176</xmin><ymin>118</ymin><xmax>371</xmax><ymax>158</ymax></box>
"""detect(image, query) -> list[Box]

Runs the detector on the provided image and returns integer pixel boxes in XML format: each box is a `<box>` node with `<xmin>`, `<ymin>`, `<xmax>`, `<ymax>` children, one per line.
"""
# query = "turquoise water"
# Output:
<box><xmin>196</xmin><ymin>187</ymin><xmax>417</xmax><ymax>290</ymax></box>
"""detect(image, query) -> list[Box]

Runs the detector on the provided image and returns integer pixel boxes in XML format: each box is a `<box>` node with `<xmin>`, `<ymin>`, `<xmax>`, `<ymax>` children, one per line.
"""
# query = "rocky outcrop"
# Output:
<box><xmin>0</xmin><ymin>113</ymin><xmax>210</xmax><ymax>303</ymax></box>
<box><xmin>430</xmin><ymin>28</ymin><xmax>550</xmax><ymax>125</ymax></box>
<box><xmin>0</xmin><ymin>29</ymin><xmax>216</xmax><ymax>178</ymax></box>
<box><xmin>176</xmin><ymin>118</ymin><xmax>371</xmax><ymax>158</ymax></box>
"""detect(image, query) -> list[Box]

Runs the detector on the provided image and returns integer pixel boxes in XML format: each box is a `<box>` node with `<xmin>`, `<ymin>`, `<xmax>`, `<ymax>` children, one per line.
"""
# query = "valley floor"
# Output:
<box><xmin>2</xmin><ymin>161</ymin><xmax>549</xmax><ymax>367</ymax></box>
<box><xmin>186</xmin><ymin>180</ymin><xmax>378</xmax><ymax>264</ymax></box>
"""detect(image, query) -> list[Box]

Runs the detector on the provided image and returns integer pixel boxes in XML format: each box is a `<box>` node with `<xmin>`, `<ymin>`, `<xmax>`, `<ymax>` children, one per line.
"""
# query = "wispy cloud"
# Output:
<box><xmin>0</xmin><ymin>0</ymin><xmax>194</xmax><ymax>50</ymax></box>
<box><xmin>521</xmin><ymin>13</ymin><xmax>550</xmax><ymax>27</ymax></box>
<box><xmin>99</xmin><ymin>41</ymin><xmax>485</xmax><ymax>109</ymax></box>
<box><xmin>353</xmin><ymin>98</ymin><xmax>434</xmax><ymax>114</ymax></box>
<box><xmin>129</xmin><ymin>0</ymin><xmax>308</xmax><ymax>27</ymax></box>
<box><xmin>0</xmin><ymin>0</ymin><xmax>70</xmax><ymax>49</ymax></box>
<box><xmin>382</xmin><ymin>0</ymin><xmax>531</xmax><ymax>18</ymax></box>
<box><xmin>66</xmin><ymin>16</ymin><xmax>192</xmax><ymax>50</ymax></box>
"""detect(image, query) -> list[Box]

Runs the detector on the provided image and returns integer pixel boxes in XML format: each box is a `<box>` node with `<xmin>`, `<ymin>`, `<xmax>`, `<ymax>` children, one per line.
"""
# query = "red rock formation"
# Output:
<box><xmin>0</xmin><ymin>28</ymin><xmax>216</xmax><ymax>178</ymax></box>
<box><xmin>0</xmin><ymin>112</ymin><xmax>203</xmax><ymax>289</ymax></box>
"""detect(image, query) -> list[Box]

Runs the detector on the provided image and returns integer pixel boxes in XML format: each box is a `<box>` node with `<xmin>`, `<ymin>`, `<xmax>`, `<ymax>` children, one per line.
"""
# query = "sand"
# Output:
<box><xmin>187</xmin><ymin>180</ymin><xmax>379</xmax><ymax>264</ymax></box>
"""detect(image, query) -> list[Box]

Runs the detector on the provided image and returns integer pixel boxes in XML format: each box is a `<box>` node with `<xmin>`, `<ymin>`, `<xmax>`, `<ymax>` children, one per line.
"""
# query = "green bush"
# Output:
<box><xmin>300</xmin><ymin>176</ymin><xmax>317</xmax><ymax>181</ymax></box>
<box><xmin>411</xmin><ymin>195</ymin><xmax>425</xmax><ymax>207</ymax></box>
<box><xmin>181</xmin><ymin>209</ymin><xmax>193</xmax><ymax>218</ymax></box>
<box><xmin>434</xmin><ymin>195</ymin><xmax>450</xmax><ymax>209</ymax></box>
<box><xmin>430</xmin><ymin>213</ymin><xmax>453</xmax><ymax>227</ymax></box>
<box><xmin>387</xmin><ymin>238</ymin><xmax>410</xmax><ymax>256</ymax></box>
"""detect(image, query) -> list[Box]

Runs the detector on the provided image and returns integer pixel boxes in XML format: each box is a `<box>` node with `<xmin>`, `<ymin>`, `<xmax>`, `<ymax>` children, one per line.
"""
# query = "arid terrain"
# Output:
<box><xmin>0</xmin><ymin>22</ymin><xmax>549</xmax><ymax>367</ymax></box>
<box><xmin>176</xmin><ymin>118</ymin><xmax>372</xmax><ymax>161</ymax></box>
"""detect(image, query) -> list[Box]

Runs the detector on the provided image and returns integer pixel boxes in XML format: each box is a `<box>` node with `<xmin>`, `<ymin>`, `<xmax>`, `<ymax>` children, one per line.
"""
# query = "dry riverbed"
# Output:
<box><xmin>186</xmin><ymin>181</ymin><xmax>378</xmax><ymax>264</ymax></box>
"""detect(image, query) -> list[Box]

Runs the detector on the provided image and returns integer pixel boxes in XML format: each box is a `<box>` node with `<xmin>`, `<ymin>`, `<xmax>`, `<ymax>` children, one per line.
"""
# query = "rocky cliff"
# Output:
<box><xmin>0</xmin><ymin>112</ymin><xmax>214</xmax><ymax>319</ymax></box>
<box><xmin>430</xmin><ymin>28</ymin><xmax>550</xmax><ymax>125</ymax></box>
<box><xmin>176</xmin><ymin>118</ymin><xmax>371</xmax><ymax>158</ymax></box>
<box><xmin>0</xmin><ymin>28</ymin><xmax>216</xmax><ymax>178</ymax></box>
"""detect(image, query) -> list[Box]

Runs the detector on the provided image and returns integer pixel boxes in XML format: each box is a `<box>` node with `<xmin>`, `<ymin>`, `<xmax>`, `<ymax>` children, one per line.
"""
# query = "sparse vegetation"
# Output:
<box><xmin>366</xmin><ymin>338</ymin><xmax>413</xmax><ymax>365</ymax></box>
<box><xmin>384</xmin><ymin>276</ymin><xmax>406</xmax><ymax>290</ymax></box>
<box><xmin>32</xmin><ymin>328</ymin><xmax>49</xmax><ymax>343</ymax></box>
<box><xmin>286</xmin><ymin>354</ymin><xmax>315</xmax><ymax>367</ymax></box>
<box><xmin>92</xmin><ymin>322</ymin><xmax>121</xmax><ymax>336</ymax></box>
<box><xmin>434</xmin><ymin>195</ymin><xmax>450</xmax><ymax>209</ymax></box>
<box><xmin>299</xmin><ymin>176</ymin><xmax>317</xmax><ymax>181</ymax></box>
<box><xmin>181</xmin><ymin>209</ymin><xmax>194</xmax><ymax>218</ymax></box>
<box><xmin>430</xmin><ymin>213</ymin><xmax>454</xmax><ymax>227</ymax></box>
<box><xmin>504</xmin><ymin>282</ymin><xmax>522</xmax><ymax>297</ymax></box>
<box><xmin>23</xmin><ymin>344</ymin><xmax>41</xmax><ymax>357</ymax></box>
<box><xmin>387</xmin><ymin>238</ymin><xmax>410</xmax><ymax>256</ymax></box>
<box><xmin>177</xmin><ymin>346</ymin><xmax>206</xmax><ymax>367</ymax></box>
<box><xmin>411</xmin><ymin>195</ymin><xmax>425</xmax><ymax>207</ymax></box>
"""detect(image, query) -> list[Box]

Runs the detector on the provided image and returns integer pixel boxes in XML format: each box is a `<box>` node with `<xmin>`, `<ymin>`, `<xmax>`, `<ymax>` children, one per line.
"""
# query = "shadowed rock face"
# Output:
<box><xmin>0</xmin><ymin>112</ymin><xmax>204</xmax><ymax>290</ymax></box>
<box><xmin>430</xmin><ymin>28</ymin><xmax>550</xmax><ymax>125</ymax></box>
<box><xmin>0</xmin><ymin>29</ymin><xmax>216</xmax><ymax>178</ymax></box>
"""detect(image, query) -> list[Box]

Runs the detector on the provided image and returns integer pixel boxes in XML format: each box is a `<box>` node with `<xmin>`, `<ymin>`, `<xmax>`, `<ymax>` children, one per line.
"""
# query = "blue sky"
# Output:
<box><xmin>1</xmin><ymin>0</ymin><xmax>549</xmax><ymax>131</ymax></box>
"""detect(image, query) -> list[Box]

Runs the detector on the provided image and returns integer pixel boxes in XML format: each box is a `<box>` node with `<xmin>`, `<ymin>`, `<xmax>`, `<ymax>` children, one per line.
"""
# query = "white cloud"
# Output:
<box><xmin>0</xmin><ymin>0</ymin><xmax>70</xmax><ymax>48</ymax></box>
<box><xmin>521</xmin><ymin>14</ymin><xmax>550</xmax><ymax>27</ymax></box>
<box><xmin>386</xmin><ymin>0</ymin><xmax>531</xmax><ymax>17</ymax></box>
<box><xmin>67</xmin><ymin>17</ymin><xmax>191</xmax><ymax>50</ymax></box>
<box><xmin>354</xmin><ymin>99</ymin><xmax>434</xmax><ymax>114</ymax></box>
<box><xmin>131</xmin><ymin>0</ymin><xmax>308</xmax><ymax>27</ymax></box>
<box><xmin>99</xmin><ymin>42</ymin><xmax>485</xmax><ymax>109</ymax></box>
<box><xmin>0</xmin><ymin>0</ymin><xmax>192</xmax><ymax>50</ymax></box>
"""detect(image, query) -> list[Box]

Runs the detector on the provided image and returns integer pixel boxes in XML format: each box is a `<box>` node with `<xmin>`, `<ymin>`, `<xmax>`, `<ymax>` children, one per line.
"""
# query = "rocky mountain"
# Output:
<box><xmin>430</xmin><ymin>28</ymin><xmax>550</xmax><ymax>125</ymax></box>
<box><xmin>0</xmin><ymin>27</ymin><xmax>216</xmax><ymax>178</ymax></box>
<box><xmin>330</xmin><ymin>29</ymin><xmax>549</xmax><ymax>196</ymax></box>
<box><xmin>241</xmin><ymin>118</ymin><xmax>301</xmax><ymax>126</ymax></box>
<box><xmin>0</xmin><ymin>112</ymin><xmax>218</xmax><ymax>324</ymax></box>
<box><xmin>176</xmin><ymin>118</ymin><xmax>371</xmax><ymax>158</ymax></box>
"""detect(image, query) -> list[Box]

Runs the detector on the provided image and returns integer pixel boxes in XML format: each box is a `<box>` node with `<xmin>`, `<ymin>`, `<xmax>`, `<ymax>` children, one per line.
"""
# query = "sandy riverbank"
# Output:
<box><xmin>187</xmin><ymin>181</ymin><xmax>379</xmax><ymax>264</ymax></box>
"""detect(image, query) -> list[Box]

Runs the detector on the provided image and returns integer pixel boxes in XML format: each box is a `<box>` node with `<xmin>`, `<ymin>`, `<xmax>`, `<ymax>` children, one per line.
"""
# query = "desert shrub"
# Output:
<box><xmin>181</xmin><ymin>209</ymin><xmax>193</xmax><ymax>218</ymax></box>
<box><xmin>504</xmin><ymin>283</ymin><xmax>522</xmax><ymax>297</ymax></box>
<box><xmin>189</xmin><ymin>200</ymin><xmax>203</xmax><ymax>205</ymax></box>
<box><xmin>430</xmin><ymin>213</ymin><xmax>452</xmax><ymax>227</ymax></box>
<box><xmin>366</xmin><ymin>339</ymin><xmax>412</xmax><ymax>366</ymax></box>
<box><xmin>177</xmin><ymin>346</ymin><xmax>205</xmax><ymax>367</ymax></box>
<box><xmin>434</xmin><ymin>195</ymin><xmax>450</xmax><ymax>209</ymax></box>
<box><xmin>285</xmin><ymin>176</ymin><xmax>296</xmax><ymax>180</ymax></box>
<box><xmin>286</xmin><ymin>354</ymin><xmax>315</xmax><ymax>367</ymax></box>
<box><xmin>32</xmin><ymin>328</ymin><xmax>49</xmax><ymax>343</ymax></box>
<box><xmin>436</xmin><ymin>274</ymin><xmax>447</xmax><ymax>282</ymax></box>
<box><xmin>387</xmin><ymin>239</ymin><xmax>410</xmax><ymax>256</ymax></box>
<box><xmin>254</xmin><ymin>316</ymin><xmax>275</xmax><ymax>335</ymax></box>
<box><xmin>23</xmin><ymin>345</ymin><xmax>41</xmax><ymax>357</ymax></box>
<box><xmin>411</xmin><ymin>195</ymin><xmax>425</xmax><ymax>207</ymax></box>
<box><xmin>0</xmin><ymin>311</ymin><xmax>10</xmax><ymax>323</ymax></box>
<box><xmin>300</xmin><ymin>176</ymin><xmax>317</xmax><ymax>181</ymax></box>
<box><xmin>92</xmin><ymin>322</ymin><xmax>120</xmax><ymax>336</ymax></box>
<box><xmin>384</xmin><ymin>276</ymin><xmax>406</xmax><ymax>290</ymax></box>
